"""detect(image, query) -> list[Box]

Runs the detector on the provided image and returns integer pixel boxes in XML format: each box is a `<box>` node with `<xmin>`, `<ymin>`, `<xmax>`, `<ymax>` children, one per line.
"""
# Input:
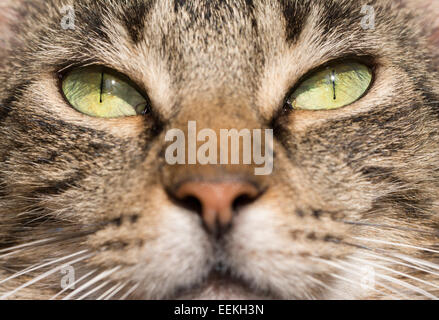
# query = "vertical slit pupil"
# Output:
<box><xmin>331</xmin><ymin>70</ymin><xmax>336</xmax><ymax>100</ymax></box>
<box><xmin>99</xmin><ymin>72</ymin><xmax>104</xmax><ymax>103</ymax></box>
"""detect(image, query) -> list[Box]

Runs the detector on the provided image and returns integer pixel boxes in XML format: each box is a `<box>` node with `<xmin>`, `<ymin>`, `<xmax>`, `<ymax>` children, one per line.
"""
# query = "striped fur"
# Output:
<box><xmin>0</xmin><ymin>0</ymin><xmax>438</xmax><ymax>299</ymax></box>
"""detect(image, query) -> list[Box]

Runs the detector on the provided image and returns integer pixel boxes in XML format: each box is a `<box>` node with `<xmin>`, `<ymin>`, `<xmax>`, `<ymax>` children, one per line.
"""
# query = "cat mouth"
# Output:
<box><xmin>171</xmin><ymin>268</ymin><xmax>278</xmax><ymax>300</ymax></box>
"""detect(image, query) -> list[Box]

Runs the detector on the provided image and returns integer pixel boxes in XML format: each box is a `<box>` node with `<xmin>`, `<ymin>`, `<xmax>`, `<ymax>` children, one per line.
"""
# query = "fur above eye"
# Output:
<box><xmin>286</xmin><ymin>62</ymin><xmax>373</xmax><ymax>110</ymax></box>
<box><xmin>61</xmin><ymin>66</ymin><xmax>150</xmax><ymax>118</ymax></box>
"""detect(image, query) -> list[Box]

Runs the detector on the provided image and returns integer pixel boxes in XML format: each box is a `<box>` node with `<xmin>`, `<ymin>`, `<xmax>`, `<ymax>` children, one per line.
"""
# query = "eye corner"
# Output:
<box><xmin>281</xmin><ymin>96</ymin><xmax>294</xmax><ymax>116</ymax></box>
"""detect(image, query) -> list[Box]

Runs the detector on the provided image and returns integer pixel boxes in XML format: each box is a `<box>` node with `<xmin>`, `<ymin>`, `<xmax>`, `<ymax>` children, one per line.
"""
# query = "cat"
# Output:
<box><xmin>0</xmin><ymin>0</ymin><xmax>438</xmax><ymax>300</ymax></box>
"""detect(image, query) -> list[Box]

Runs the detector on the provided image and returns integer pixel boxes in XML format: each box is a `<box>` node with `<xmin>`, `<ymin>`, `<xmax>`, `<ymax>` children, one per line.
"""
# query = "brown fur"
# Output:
<box><xmin>0</xmin><ymin>0</ymin><xmax>439</xmax><ymax>299</ymax></box>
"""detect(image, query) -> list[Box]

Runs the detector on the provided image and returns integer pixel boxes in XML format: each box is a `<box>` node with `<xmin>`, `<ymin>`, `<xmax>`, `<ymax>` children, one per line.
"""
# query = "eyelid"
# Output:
<box><xmin>59</xmin><ymin>64</ymin><xmax>150</xmax><ymax>100</ymax></box>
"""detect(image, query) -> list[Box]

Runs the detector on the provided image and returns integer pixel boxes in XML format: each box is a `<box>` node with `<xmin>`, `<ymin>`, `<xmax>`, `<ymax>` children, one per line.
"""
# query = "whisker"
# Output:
<box><xmin>0</xmin><ymin>262</ymin><xmax>38</xmax><ymax>276</ymax></box>
<box><xmin>393</xmin><ymin>253</ymin><xmax>439</xmax><ymax>271</ymax></box>
<box><xmin>334</xmin><ymin>237</ymin><xmax>439</xmax><ymax>274</ymax></box>
<box><xmin>366</xmin><ymin>271</ymin><xmax>438</xmax><ymax>300</ymax></box>
<box><xmin>104</xmin><ymin>282</ymin><xmax>129</xmax><ymax>300</ymax></box>
<box><xmin>62</xmin><ymin>266</ymin><xmax>121</xmax><ymax>300</ymax></box>
<box><xmin>336</xmin><ymin>259</ymin><xmax>437</xmax><ymax>299</ymax></box>
<box><xmin>0</xmin><ymin>238</ymin><xmax>55</xmax><ymax>254</ymax></box>
<box><xmin>328</xmin><ymin>238</ymin><xmax>439</xmax><ymax>298</ymax></box>
<box><xmin>342</xmin><ymin>220</ymin><xmax>439</xmax><ymax>237</ymax></box>
<box><xmin>0</xmin><ymin>229</ymin><xmax>98</xmax><ymax>259</ymax></box>
<box><xmin>325</xmin><ymin>238</ymin><xmax>377</xmax><ymax>253</ymax></box>
<box><xmin>354</xmin><ymin>237</ymin><xmax>439</xmax><ymax>254</ymax></box>
<box><xmin>49</xmin><ymin>269</ymin><xmax>97</xmax><ymax>300</ymax></box>
<box><xmin>0</xmin><ymin>250</ymin><xmax>89</xmax><ymax>286</ymax></box>
<box><xmin>329</xmin><ymin>273</ymin><xmax>391</xmax><ymax>299</ymax></box>
<box><xmin>0</xmin><ymin>253</ymin><xmax>93</xmax><ymax>299</ymax></box>
<box><xmin>119</xmin><ymin>283</ymin><xmax>140</xmax><ymax>300</ymax></box>
<box><xmin>0</xmin><ymin>249</ymin><xmax>25</xmax><ymax>260</ymax></box>
<box><xmin>96</xmin><ymin>281</ymin><xmax>125</xmax><ymax>300</ymax></box>
<box><xmin>360</xmin><ymin>252</ymin><xmax>439</xmax><ymax>278</ymax></box>
<box><xmin>350</xmin><ymin>256</ymin><xmax>439</xmax><ymax>291</ymax></box>
<box><xmin>77</xmin><ymin>280</ymin><xmax>111</xmax><ymax>300</ymax></box>
<box><xmin>312</xmin><ymin>257</ymin><xmax>407</xmax><ymax>299</ymax></box>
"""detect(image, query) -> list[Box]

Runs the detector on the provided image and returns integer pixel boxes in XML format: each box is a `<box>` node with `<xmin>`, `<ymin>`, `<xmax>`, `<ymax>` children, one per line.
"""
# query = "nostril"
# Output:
<box><xmin>174</xmin><ymin>195</ymin><xmax>203</xmax><ymax>216</ymax></box>
<box><xmin>232</xmin><ymin>193</ymin><xmax>258</xmax><ymax>213</ymax></box>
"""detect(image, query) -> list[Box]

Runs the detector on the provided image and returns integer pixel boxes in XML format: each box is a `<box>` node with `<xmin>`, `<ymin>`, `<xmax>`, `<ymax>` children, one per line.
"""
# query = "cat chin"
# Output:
<box><xmin>129</xmin><ymin>280</ymin><xmax>274</xmax><ymax>300</ymax></box>
<box><xmin>170</xmin><ymin>272</ymin><xmax>276</xmax><ymax>300</ymax></box>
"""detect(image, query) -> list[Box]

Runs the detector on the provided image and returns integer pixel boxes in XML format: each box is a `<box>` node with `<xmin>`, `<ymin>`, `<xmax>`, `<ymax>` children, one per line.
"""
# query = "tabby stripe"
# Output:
<box><xmin>279</xmin><ymin>0</ymin><xmax>310</xmax><ymax>43</ymax></box>
<box><xmin>0</xmin><ymin>80</ymin><xmax>32</xmax><ymax>122</ymax></box>
<box><xmin>119</xmin><ymin>0</ymin><xmax>155</xmax><ymax>45</ymax></box>
<box><xmin>32</xmin><ymin>171</ymin><xmax>85</xmax><ymax>196</ymax></box>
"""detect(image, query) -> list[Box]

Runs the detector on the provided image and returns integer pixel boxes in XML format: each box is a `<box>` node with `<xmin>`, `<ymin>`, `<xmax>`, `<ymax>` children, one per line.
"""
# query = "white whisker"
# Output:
<box><xmin>50</xmin><ymin>269</ymin><xmax>97</xmax><ymax>300</ymax></box>
<box><xmin>0</xmin><ymin>250</ymin><xmax>89</xmax><ymax>286</ymax></box>
<box><xmin>350</xmin><ymin>256</ymin><xmax>439</xmax><ymax>290</ymax></box>
<box><xmin>372</xmin><ymin>271</ymin><xmax>437</xmax><ymax>299</ymax></box>
<box><xmin>0</xmin><ymin>261</ymin><xmax>41</xmax><ymax>280</ymax></box>
<box><xmin>104</xmin><ymin>282</ymin><xmax>129</xmax><ymax>300</ymax></box>
<box><xmin>393</xmin><ymin>253</ymin><xmax>439</xmax><ymax>271</ymax></box>
<box><xmin>360</xmin><ymin>252</ymin><xmax>439</xmax><ymax>278</ymax></box>
<box><xmin>0</xmin><ymin>253</ymin><xmax>93</xmax><ymax>299</ymax></box>
<box><xmin>96</xmin><ymin>281</ymin><xmax>124</xmax><ymax>300</ymax></box>
<box><xmin>0</xmin><ymin>249</ymin><xmax>24</xmax><ymax>259</ymax></box>
<box><xmin>62</xmin><ymin>266</ymin><xmax>121</xmax><ymax>300</ymax></box>
<box><xmin>77</xmin><ymin>280</ymin><xmax>111</xmax><ymax>300</ymax></box>
<box><xmin>336</xmin><ymin>259</ymin><xmax>437</xmax><ymax>299</ymax></box>
<box><xmin>119</xmin><ymin>283</ymin><xmax>140</xmax><ymax>300</ymax></box>
<box><xmin>0</xmin><ymin>238</ymin><xmax>55</xmax><ymax>254</ymax></box>
<box><xmin>329</xmin><ymin>273</ymin><xmax>390</xmax><ymax>298</ymax></box>
<box><xmin>354</xmin><ymin>237</ymin><xmax>439</xmax><ymax>254</ymax></box>
<box><xmin>312</xmin><ymin>257</ymin><xmax>406</xmax><ymax>299</ymax></box>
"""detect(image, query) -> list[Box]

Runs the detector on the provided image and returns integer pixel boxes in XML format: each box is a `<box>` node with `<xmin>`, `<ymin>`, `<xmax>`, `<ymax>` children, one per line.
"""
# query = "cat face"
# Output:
<box><xmin>0</xmin><ymin>0</ymin><xmax>439</xmax><ymax>299</ymax></box>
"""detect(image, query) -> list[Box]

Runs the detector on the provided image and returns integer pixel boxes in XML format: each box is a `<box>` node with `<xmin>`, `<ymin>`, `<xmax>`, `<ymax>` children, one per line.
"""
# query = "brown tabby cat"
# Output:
<box><xmin>0</xmin><ymin>0</ymin><xmax>438</xmax><ymax>300</ymax></box>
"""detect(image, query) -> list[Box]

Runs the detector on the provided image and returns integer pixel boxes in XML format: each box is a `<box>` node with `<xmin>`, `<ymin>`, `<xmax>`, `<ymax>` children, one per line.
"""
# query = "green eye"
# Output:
<box><xmin>62</xmin><ymin>67</ymin><xmax>149</xmax><ymax>118</ymax></box>
<box><xmin>288</xmin><ymin>62</ymin><xmax>372</xmax><ymax>110</ymax></box>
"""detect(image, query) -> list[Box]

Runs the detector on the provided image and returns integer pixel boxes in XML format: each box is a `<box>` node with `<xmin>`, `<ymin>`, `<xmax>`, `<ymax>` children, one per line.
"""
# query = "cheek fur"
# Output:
<box><xmin>0</xmin><ymin>0</ymin><xmax>439</xmax><ymax>300</ymax></box>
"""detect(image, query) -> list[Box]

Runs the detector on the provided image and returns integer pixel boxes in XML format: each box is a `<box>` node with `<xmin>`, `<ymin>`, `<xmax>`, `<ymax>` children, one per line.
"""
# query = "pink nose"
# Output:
<box><xmin>175</xmin><ymin>181</ymin><xmax>259</xmax><ymax>234</ymax></box>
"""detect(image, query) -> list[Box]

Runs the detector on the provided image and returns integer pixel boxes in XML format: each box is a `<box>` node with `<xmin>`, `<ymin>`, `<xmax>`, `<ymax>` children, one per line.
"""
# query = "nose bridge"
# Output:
<box><xmin>176</xmin><ymin>95</ymin><xmax>261</xmax><ymax>130</ymax></box>
<box><xmin>160</xmin><ymin>97</ymin><xmax>268</xmax><ymax>187</ymax></box>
